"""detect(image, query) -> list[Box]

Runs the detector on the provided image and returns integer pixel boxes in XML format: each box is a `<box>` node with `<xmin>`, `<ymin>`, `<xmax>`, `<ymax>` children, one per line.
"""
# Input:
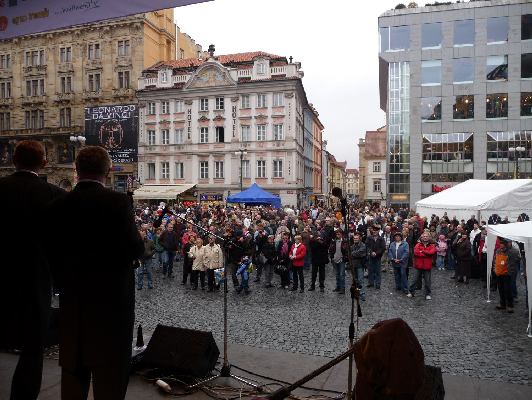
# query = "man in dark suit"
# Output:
<box><xmin>46</xmin><ymin>146</ymin><xmax>143</xmax><ymax>400</ymax></box>
<box><xmin>0</xmin><ymin>140</ymin><xmax>65</xmax><ymax>400</ymax></box>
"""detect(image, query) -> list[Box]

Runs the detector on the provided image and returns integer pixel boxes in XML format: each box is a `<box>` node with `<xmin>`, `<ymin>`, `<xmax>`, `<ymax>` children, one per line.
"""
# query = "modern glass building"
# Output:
<box><xmin>379</xmin><ymin>0</ymin><xmax>532</xmax><ymax>208</ymax></box>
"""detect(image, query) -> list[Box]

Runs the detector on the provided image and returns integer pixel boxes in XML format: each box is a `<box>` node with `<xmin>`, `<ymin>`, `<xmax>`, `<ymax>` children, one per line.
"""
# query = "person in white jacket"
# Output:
<box><xmin>189</xmin><ymin>237</ymin><xmax>207</xmax><ymax>290</ymax></box>
<box><xmin>204</xmin><ymin>236</ymin><xmax>224</xmax><ymax>291</ymax></box>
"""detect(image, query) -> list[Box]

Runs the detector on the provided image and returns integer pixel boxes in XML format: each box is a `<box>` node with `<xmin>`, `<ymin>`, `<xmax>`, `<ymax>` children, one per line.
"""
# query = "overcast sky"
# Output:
<box><xmin>174</xmin><ymin>0</ymin><xmax>402</xmax><ymax>168</ymax></box>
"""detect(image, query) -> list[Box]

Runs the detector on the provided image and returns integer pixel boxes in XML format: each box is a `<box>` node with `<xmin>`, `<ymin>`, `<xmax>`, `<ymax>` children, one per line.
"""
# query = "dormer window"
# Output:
<box><xmin>257</xmin><ymin>63</ymin><xmax>266</xmax><ymax>74</ymax></box>
<box><xmin>161</xmin><ymin>71</ymin><xmax>168</xmax><ymax>83</ymax></box>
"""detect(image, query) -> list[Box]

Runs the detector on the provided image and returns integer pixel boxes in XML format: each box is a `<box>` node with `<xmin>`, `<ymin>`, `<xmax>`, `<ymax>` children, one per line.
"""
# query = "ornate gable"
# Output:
<box><xmin>184</xmin><ymin>62</ymin><xmax>236</xmax><ymax>90</ymax></box>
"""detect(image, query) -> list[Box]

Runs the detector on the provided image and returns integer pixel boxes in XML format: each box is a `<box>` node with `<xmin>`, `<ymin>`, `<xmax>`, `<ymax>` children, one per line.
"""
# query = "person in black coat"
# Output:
<box><xmin>308</xmin><ymin>234</ymin><xmax>329</xmax><ymax>292</ymax></box>
<box><xmin>0</xmin><ymin>140</ymin><xmax>65</xmax><ymax>400</ymax></box>
<box><xmin>45</xmin><ymin>146</ymin><xmax>143</xmax><ymax>400</ymax></box>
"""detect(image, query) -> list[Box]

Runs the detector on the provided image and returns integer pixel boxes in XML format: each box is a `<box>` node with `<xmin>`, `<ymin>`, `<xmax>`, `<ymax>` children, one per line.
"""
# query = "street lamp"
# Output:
<box><xmin>234</xmin><ymin>147</ymin><xmax>247</xmax><ymax>192</ymax></box>
<box><xmin>69</xmin><ymin>135</ymin><xmax>86</xmax><ymax>145</ymax></box>
<box><xmin>508</xmin><ymin>146</ymin><xmax>526</xmax><ymax>179</ymax></box>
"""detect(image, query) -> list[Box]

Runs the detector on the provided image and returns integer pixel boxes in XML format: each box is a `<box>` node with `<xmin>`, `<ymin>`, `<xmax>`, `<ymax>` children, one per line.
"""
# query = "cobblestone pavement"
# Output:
<box><xmin>135</xmin><ymin>262</ymin><xmax>531</xmax><ymax>385</ymax></box>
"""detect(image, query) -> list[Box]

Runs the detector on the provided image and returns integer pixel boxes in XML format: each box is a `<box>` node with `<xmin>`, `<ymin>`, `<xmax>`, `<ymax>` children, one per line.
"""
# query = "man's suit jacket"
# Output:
<box><xmin>46</xmin><ymin>181</ymin><xmax>143</xmax><ymax>369</ymax></box>
<box><xmin>0</xmin><ymin>171</ymin><xmax>65</xmax><ymax>348</ymax></box>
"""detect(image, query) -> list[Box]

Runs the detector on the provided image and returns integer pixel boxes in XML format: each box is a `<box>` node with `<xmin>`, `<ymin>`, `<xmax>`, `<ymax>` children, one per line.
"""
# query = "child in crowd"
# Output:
<box><xmin>436</xmin><ymin>234</ymin><xmax>448</xmax><ymax>270</ymax></box>
<box><xmin>236</xmin><ymin>256</ymin><xmax>253</xmax><ymax>295</ymax></box>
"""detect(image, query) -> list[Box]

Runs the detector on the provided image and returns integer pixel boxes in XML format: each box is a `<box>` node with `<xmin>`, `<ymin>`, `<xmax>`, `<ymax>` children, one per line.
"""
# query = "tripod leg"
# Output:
<box><xmin>229</xmin><ymin>374</ymin><xmax>262</xmax><ymax>390</ymax></box>
<box><xmin>186</xmin><ymin>374</ymin><xmax>219</xmax><ymax>391</ymax></box>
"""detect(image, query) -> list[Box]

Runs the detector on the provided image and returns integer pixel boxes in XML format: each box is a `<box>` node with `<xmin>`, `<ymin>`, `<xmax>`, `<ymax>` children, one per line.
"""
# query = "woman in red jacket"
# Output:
<box><xmin>407</xmin><ymin>232</ymin><xmax>436</xmax><ymax>300</ymax></box>
<box><xmin>289</xmin><ymin>235</ymin><xmax>307</xmax><ymax>293</ymax></box>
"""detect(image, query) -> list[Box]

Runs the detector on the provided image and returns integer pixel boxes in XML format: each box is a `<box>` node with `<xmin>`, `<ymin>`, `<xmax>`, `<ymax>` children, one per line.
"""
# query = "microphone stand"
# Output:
<box><xmin>332</xmin><ymin>192</ymin><xmax>362</xmax><ymax>400</ymax></box>
<box><xmin>154</xmin><ymin>208</ymin><xmax>260</xmax><ymax>391</ymax></box>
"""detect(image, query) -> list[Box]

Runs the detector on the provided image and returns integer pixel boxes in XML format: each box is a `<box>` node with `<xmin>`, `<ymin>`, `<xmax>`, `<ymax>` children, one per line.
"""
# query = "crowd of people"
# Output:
<box><xmin>134</xmin><ymin>201</ymin><xmax>528</xmax><ymax>311</ymax></box>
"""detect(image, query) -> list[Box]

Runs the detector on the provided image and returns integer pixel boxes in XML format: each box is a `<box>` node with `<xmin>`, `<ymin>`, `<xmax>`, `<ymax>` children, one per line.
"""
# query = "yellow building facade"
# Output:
<box><xmin>0</xmin><ymin>9</ymin><xmax>183</xmax><ymax>190</ymax></box>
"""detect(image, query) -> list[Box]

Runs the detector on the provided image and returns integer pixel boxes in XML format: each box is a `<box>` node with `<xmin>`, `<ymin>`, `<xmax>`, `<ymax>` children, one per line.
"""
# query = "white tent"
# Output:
<box><xmin>486</xmin><ymin>222</ymin><xmax>532</xmax><ymax>338</ymax></box>
<box><xmin>415</xmin><ymin>179</ymin><xmax>532</xmax><ymax>221</ymax></box>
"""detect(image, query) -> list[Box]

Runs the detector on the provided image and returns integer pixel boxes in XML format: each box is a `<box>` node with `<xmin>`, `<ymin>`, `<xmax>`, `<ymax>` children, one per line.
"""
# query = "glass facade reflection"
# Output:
<box><xmin>380</xmin><ymin>26</ymin><xmax>410</xmax><ymax>52</ymax></box>
<box><xmin>487</xmin><ymin>16</ymin><xmax>508</xmax><ymax>43</ymax></box>
<box><xmin>422</xmin><ymin>23</ymin><xmax>442</xmax><ymax>49</ymax></box>
<box><xmin>421</xmin><ymin>97</ymin><xmax>442</xmax><ymax>121</ymax></box>
<box><xmin>522</xmin><ymin>54</ymin><xmax>532</xmax><ymax>78</ymax></box>
<box><xmin>454</xmin><ymin>95</ymin><xmax>474</xmax><ymax>119</ymax></box>
<box><xmin>454</xmin><ymin>20</ymin><xmax>475</xmax><ymax>46</ymax></box>
<box><xmin>522</xmin><ymin>14</ymin><xmax>532</xmax><ymax>40</ymax></box>
<box><xmin>487</xmin><ymin>131</ymin><xmax>532</xmax><ymax>179</ymax></box>
<box><xmin>422</xmin><ymin>133</ymin><xmax>474</xmax><ymax>182</ymax></box>
<box><xmin>486</xmin><ymin>55</ymin><xmax>508</xmax><ymax>80</ymax></box>
<box><xmin>453</xmin><ymin>58</ymin><xmax>474</xmax><ymax>83</ymax></box>
<box><xmin>388</xmin><ymin>62</ymin><xmax>410</xmax><ymax>206</ymax></box>
<box><xmin>486</xmin><ymin>93</ymin><xmax>508</xmax><ymax>118</ymax></box>
<box><xmin>521</xmin><ymin>93</ymin><xmax>532</xmax><ymax>117</ymax></box>
<box><xmin>422</xmin><ymin>60</ymin><xmax>441</xmax><ymax>85</ymax></box>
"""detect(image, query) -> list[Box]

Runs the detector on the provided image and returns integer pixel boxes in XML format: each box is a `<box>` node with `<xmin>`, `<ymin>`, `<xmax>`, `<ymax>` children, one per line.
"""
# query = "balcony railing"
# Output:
<box><xmin>271</xmin><ymin>66</ymin><xmax>287</xmax><ymax>75</ymax></box>
<box><xmin>172</xmin><ymin>75</ymin><xmax>189</xmax><ymax>84</ymax></box>
<box><xmin>237</xmin><ymin>69</ymin><xmax>252</xmax><ymax>78</ymax></box>
<box><xmin>145</xmin><ymin>78</ymin><xmax>157</xmax><ymax>86</ymax></box>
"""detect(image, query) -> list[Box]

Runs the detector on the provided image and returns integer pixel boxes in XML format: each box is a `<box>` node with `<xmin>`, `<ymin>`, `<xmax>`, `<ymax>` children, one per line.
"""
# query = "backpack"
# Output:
<box><xmin>494</xmin><ymin>251</ymin><xmax>509</xmax><ymax>276</ymax></box>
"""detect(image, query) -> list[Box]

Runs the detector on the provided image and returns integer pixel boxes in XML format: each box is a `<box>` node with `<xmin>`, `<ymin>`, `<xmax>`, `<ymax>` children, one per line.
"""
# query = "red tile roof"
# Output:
<box><xmin>148</xmin><ymin>51</ymin><xmax>287</xmax><ymax>71</ymax></box>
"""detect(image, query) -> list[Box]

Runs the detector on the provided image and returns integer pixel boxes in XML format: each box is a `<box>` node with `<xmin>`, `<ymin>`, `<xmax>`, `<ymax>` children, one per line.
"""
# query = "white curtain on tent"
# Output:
<box><xmin>486</xmin><ymin>222</ymin><xmax>532</xmax><ymax>337</ymax></box>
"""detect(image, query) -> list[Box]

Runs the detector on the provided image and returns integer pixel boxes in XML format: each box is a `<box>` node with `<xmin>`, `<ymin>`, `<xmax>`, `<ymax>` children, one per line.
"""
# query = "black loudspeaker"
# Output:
<box><xmin>141</xmin><ymin>325</ymin><xmax>219</xmax><ymax>377</ymax></box>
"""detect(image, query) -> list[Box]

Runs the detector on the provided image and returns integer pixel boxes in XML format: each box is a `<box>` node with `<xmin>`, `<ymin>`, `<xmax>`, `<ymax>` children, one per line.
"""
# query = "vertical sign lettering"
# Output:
<box><xmin>232</xmin><ymin>105</ymin><xmax>237</xmax><ymax>137</ymax></box>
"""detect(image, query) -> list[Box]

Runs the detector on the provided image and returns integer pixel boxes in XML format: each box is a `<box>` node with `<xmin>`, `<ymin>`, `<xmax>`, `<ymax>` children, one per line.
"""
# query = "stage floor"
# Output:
<box><xmin>1</xmin><ymin>342</ymin><xmax>532</xmax><ymax>400</ymax></box>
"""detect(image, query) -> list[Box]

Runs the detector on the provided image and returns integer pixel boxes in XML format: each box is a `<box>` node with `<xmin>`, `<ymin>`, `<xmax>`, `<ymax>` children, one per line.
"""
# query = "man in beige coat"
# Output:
<box><xmin>189</xmin><ymin>238</ymin><xmax>207</xmax><ymax>290</ymax></box>
<box><xmin>204</xmin><ymin>236</ymin><xmax>224</xmax><ymax>292</ymax></box>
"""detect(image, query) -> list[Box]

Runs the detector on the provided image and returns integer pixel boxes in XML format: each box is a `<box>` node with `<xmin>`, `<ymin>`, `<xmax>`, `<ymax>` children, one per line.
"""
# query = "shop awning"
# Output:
<box><xmin>133</xmin><ymin>184</ymin><xmax>196</xmax><ymax>200</ymax></box>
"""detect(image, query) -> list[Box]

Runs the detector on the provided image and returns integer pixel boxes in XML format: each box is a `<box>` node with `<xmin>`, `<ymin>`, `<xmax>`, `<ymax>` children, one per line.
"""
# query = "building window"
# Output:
<box><xmin>59</xmin><ymin>47</ymin><xmax>72</xmax><ymax>63</ymax></box>
<box><xmin>215</xmin><ymin>97</ymin><xmax>224</xmax><ymax>110</ymax></box>
<box><xmin>175</xmin><ymin>128</ymin><xmax>184</xmax><ymax>144</ymax></box>
<box><xmin>146</xmin><ymin>163</ymin><xmax>155</xmax><ymax>180</ymax></box>
<box><xmin>214</xmin><ymin>161</ymin><xmax>224</xmax><ymax>179</ymax></box>
<box><xmin>422</xmin><ymin>133</ymin><xmax>474</xmax><ymax>183</ymax></box>
<box><xmin>59</xmin><ymin>107</ymin><xmax>71</xmax><ymax>127</ymax></box>
<box><xmin>161</xmin><ymin>129</ymin><xmax>169</xmax><ymax>145</ymax></box>
<box><xmin>257</xmin><ymin>93</ymin><xmax>267</xmax><ymax>108</ymax></box>
<box><xmin>241</xmin><ymin>125</ymin><xmax>251</xmax><ymax>141</ymax></box>
<box><xmin>273</xmin><ymin>93</ymin><xmax>284</xmax><ymax>107</ymax></box>
<box><xmin>147</xmin><ymin>102</ymin><xmax>156</xmax><ymax>115</ymax></box>
<box><xmin>379</xmin><ymin>25</ymin><xmax>410</xmax><ymax>52</ymax></box>
<box><xmin>175</xmin><ymin>162</ymin><xmax>184</xmax><ymax>179</ymax></box>
<box><xmin>487</xmin><ymin>131</ymin><xmax>532</xmax><ymax>179</ymax></box>
<box><xmin>25</xmin><ymin>110</ymin><xmax>44</xmax><ymax>129</ymax></box>
<box><xmin>421</xmin><ymin>97</ymin><xmax>442</xmax><ymax>121</ymax></box>
<box><xmin>0</xmin><ymin>112</ymin><xmax>11</xmax><ymax>131</ymax></box>
<box><xmin>273</xmin><ymin>124</ymin><xmax>284</xmax><ymax>140</ymax></box>
<box><xmin>241</xmin><ymin>160</ymin><xmax>250</xmax><ymax>178</ymax></box>
<box><xmin>215</xmin><ymin>127</ymin><xmax>224</xmax><ymax>143</ymax></box>
<box><xmin>454</xmin><ymin>20</ymin><xmax>474</xmax><ymax>47</ymax></box>
<box><xmin>200</xmin><ymin>127</ymin><xmax>209</xmax><ymax>143</ymax></box>
<box><xmin>88</xmin><ymin>43</ymin><xmax>101</xmax><ymax>60</ymax></box>
<box><xmin>88</xmin><ymin>73</ymin><xmax>101</xmax><ymax>91</ymax></box>
<box><xmin>117</xmin><ymin>40</ymin><xmax>130</xmax><ymax>56</ymax></box>
<box><xmin>0</xmin><ymin>54</ymin><xmax>11</xmax><ymax>69</ymax></box>
<box><xmin>199</xmin><ymin>98</ymin><xmax>209</xmax><ymax>112</ymax></box>
<box><xmin>118</xmin><ymin>71</ymin><xmax>130</xmax><ymax>89</ymax></box>
<box><xmin>160</xmin><ymin>71</ymin><xmax>168</xmax><ymax>83</ymax></box>
<box><xmin>486</xmin><ymin>55</ymin><xmax>508</xmax><ymax>81</ymax></box>
<box><xmin>523</xmin><ymin>15</ymin><xmax>532</xmax><ymax>40</ymax></box>
<box><xmin>273</xmin><ymin>160</ymin><xmax>283</xmax><ymax>178</ymax></box>
<box><xmin>521</xmin><ymin>93</ymin><xmax>532</xmax><ymax>117</ymax></box>
<box><xmin>25</xmin><ymin>79</ymin><xmax>45</xmax><ymax>96</ymax></box>
<box><xmin>453</xmin><ymin>58</ymin><xmax>474</xmax><ymax>84</ymax></box>
<box><xmin>60</xmin><ymin>76</ymin><xmax>72</xmax><ymax>93</ymax></box>
<box><xmin>148</xmin><ymin>130</ymin><xmax>156</xmax><ymax>145</ymax></box>
<box><xmin>422</xmin><ymin>22</ymin><xmax>442</xmax><ymax>49</ymax></box>
<box><xmin>421</xmin><ymin>60</ymin><xmax>441</xmax><ymax>86</ymax></box>
<box><xmin>373</xmin><ymin>162</ymin><xmax>381</xmax><ymax>173</ymax></box>
<box><xmin>200</xmin><ymin>161</ymin><xmax>209</xmax><ymax>179</ymax></box>
<box><xmin>25</xmin><ymin>50</ymin><xmax>45</xmax><ymax>66</ymax></box>
<box><xmin>161</xmin><ymin>101</ymin><xmax>169</xmax><ymax>114</ymax></box>
<box><xmin>0</xmin><ymin>81</ymin><xmax>11</xmax><ymax>98</ymax></box>
<box><xmin>180</xmin><ymin>48</ymin><xmax>185</xmax><ymax>59</ymax></box>
<box><xmin>256</xmin><ymin>125</ymin><xmax>266</xmax><ymax>141</ymax></box>
<box><xmin>487</xmin><ymin>16</ymin><xmax>508</xmax><ymax>44</ymax></box>
<box><xmin>241</xmin><ymin>95</ymin><xmax>250</xmax><ymax>108</ymax></box>
<box><xmin>522</xmin><ymin>54</ymin><xmax>532</xmax><ymax>79</ymax></box>
<box><xmin>257</xmin><ymin>63</ymin><xmax>266</xmax><ymax>74</ymax></box>
<box><xmin>486</xmin><ymin>93</ymin><xmax>508</xmax><ymax>119</ymax></box>
<box><xmin>175</xmin><ymin>100</ymin><xmax>184</xmax><ymax>113</ymax></box>
<box><xmin>454</xmin><ymin>95</ymin><xmax>474</xmax><ymax>119</ymax></box>
<box><xmin>161</xmin><ymin>162</ymin><xmax>169</xmax><ymax>179</ymax></box>
<box><xmin>257</xmin><ymin>160</ymin><xmax>266</xmax><ymax>178</ymax></box>
<box><xmin>373</xmin><ymin>179</ymin><xmax>381</xmax><ymax>193</ymax></box>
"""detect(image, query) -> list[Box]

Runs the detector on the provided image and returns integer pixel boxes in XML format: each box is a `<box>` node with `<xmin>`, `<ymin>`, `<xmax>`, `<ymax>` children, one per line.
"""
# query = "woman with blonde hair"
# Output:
<box><xmin>189</xmin><ymin>237</ymin><xmax>207</xmax><ymax>290</ymax></box>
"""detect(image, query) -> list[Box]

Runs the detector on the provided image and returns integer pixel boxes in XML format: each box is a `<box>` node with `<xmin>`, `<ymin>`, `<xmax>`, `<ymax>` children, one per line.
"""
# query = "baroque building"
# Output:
<box><xmin>0</xmin><ymin>9</ymin><xmax>196</xmax><ymax>190</ymax></box>
<box><xmin>136</xmin><ymin>50</ymin><xmax>323</xmax><ymax>206</ymax></box>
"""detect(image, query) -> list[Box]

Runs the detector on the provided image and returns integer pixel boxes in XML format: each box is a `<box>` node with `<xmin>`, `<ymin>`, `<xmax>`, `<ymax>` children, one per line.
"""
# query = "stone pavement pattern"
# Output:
<box><xmin>135</xmin><ymin>263</ymin><xmax>532</xmax><ymax>385</ymax></box>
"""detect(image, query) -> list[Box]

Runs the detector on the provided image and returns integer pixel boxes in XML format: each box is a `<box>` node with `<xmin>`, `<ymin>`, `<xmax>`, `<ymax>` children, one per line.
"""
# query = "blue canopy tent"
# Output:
<box><xmin>227</xmin><ymin>183</ymin><xmax>281</xmax><ymax>208</ymax></box>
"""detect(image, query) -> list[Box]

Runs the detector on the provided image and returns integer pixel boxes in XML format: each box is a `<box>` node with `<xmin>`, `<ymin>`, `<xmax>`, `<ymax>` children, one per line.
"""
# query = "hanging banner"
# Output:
<box><xmin>84</xmin><ymin>104</ymin><xmax>138</xmax><ymax>164</ymax></box>
<box><xmin>0</xmin><ymin>0</ymin><xmax>211</xmax><ymax>40</ymax></box>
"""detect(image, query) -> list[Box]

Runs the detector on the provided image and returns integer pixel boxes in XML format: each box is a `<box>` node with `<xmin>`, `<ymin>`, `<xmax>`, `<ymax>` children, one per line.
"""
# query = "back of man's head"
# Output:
<box><xmin>13</xmin><ymin>140</ymin><xmax>46</xmax><ymax>171</ymax></box>
<box><xmin>75</xmin><ymin>146</ymin><xmax>111</xmax><ymax>180</ymax></box>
